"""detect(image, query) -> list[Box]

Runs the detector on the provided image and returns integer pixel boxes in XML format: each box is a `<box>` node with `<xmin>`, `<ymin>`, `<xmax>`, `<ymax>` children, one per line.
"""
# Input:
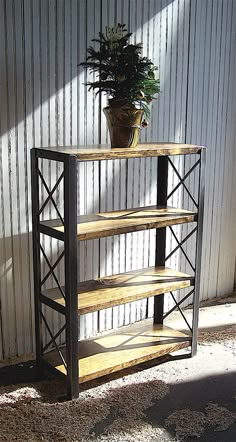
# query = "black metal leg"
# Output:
<box><xmin>31</xmin><ymin>149</ymin><xmax>79</xmax><ymax>398</ymax></box>
<box><xmin>191</xmin><ymin>149</ymin><xmax>206</xmax><ymax>356</ymax></box>
<box><xmin>154</xmin><ymin>227</ymin><xmax>166</xmax><ymax>324</ymax></box>
<box><xmin>31</xmin><ymin>148</ymin><xmax>43</xmax><ymax>377</ymax></box>
<box><xmin>154</xmin><ymin>152</ymin><xmax>205</xmax><ymax>356</ymax></box>
<box><xmin>154</xmin><ymin>156</ymin><xmax>168</xmax><ymax>324</ymax></box>
<box><xmin>64</xmin><ymin>155</ymin><xmax>79</xmax><ymax>399</ymax></box>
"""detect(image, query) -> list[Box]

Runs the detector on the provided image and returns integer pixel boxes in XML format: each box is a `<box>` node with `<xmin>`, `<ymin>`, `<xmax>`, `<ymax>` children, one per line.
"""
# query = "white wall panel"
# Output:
<box><xmin>0</xmin><ymin>0</ymin><xmax>235</xmax><ymax>360</ymax></box>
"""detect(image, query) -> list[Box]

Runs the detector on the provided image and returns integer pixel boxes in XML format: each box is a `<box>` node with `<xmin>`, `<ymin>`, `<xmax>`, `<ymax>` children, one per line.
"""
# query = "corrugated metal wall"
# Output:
<box><xmin>0</xmin><ymin>0</ymin><xmax>235</xmax><ymax>360</ymax></box>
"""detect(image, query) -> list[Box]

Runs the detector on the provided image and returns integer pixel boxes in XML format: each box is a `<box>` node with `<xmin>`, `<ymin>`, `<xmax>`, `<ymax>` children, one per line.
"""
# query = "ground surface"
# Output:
<box><xmin>0</xmin><ymin>301</ymin><xmax>235</xmax><ymax>441</ymax></box>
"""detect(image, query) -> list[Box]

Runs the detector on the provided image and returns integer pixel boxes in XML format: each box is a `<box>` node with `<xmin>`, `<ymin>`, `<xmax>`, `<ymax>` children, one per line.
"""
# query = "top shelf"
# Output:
<box><xmin>35</xmin><ymin>143</ymin><xmax>205</xmax><ymax>162</ymax></box>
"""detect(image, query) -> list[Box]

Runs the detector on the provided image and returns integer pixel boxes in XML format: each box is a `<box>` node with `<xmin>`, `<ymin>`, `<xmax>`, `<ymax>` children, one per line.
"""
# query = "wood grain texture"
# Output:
<box><xmin>36</xmin><ymin>143</ymin><xmax>205</xmax><ymax>161</ymax></box>
<box><xmin>44</xmin><ymin>320</ymin><xmax>190</xmax><ymax>383</ymax></box>
<box><xmin>42</xmin><ymin>266</ymin><xmax>194</xmax><ymax>314</ymax></box>
<box><xmin>41</xmin><ymin>206</ymin><xmax>197</xmax><ymax>241</ymax></box>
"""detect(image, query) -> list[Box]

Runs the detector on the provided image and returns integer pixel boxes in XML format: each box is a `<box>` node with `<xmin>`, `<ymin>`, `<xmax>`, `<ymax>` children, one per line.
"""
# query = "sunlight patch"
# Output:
<box><xmin>98</xmin><ymin>419</ymin><xmax>168</xmax><ymax>442</ymax></box>
<box><xmin>0</xmin><ymin>387</ymin><xmax>41</xmax><ymax>405</ymax></box>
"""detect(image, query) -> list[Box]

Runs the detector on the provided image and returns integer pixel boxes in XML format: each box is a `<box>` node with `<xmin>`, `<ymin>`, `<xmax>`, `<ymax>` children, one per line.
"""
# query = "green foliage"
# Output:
<box><xmin>80</xmin><ymin>24</ymin><xmax>160</xmax><ymax>117</ymax></box>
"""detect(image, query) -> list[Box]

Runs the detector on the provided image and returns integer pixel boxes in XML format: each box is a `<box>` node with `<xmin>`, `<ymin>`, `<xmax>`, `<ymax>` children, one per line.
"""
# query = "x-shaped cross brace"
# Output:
<box><xmin>38</xmin><ymin>170</ymin><xmax>65</xmax><ymax>225</ymax></box>
<box><xmin>166</xmin><ymin>158</ymin><xmax>200</xmax><ymax>208</ymax></box>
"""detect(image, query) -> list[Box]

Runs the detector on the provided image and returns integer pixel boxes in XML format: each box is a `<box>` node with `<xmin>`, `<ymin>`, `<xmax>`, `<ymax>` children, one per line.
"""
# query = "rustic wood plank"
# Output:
<box><xmin>36</xmin><ymin>143</ymin><xmax>205</xmax><ymax>161</ymax></box>
<box><xmin>42</xmin><ymin>266</ymin><xmax>194</xmax><ymax>314</ymax></box>
<box><xmin>44</xmin><ymin>321</ymin><xmax>190</xmax><ymax>383</ymax></box>
<box><xmin>41</xmin><ymin>206</ymin><xmax>197</xmax><ymax>241</ymax></box>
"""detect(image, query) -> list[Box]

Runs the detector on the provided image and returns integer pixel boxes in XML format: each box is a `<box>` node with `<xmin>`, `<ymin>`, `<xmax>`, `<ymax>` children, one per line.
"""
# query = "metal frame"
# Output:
<box><xmin>31</xmin><ymin>148</ymin><xmax>78</xmax><ymax>399</ymax></box>
<box><xmin>31</xmin><ymin>147</ymin><xmax>205</xmax><ymax>400</ymax></box>
<box><xmin>154</xmin><ymin>156</ymin><xmax>168</xmax><ymax>324</ymax></box>
<box><xmin>154</xmin><ymin>149</ymin><xmax>206</xmax><ymax>355</ymax></box>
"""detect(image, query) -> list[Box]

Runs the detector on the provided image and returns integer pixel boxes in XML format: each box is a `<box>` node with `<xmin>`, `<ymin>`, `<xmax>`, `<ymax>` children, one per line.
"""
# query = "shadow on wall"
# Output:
<box><xmin>0</xmin><ymin>0</ymin><xmax>76</xmax><ymax>139</ymax></box>
<box><xmin>0</xmin><ymin>0</ymin><xmax>175</xmax><ymax>138</ymax></box>
<box><xmin>0</xmin><ymin>0</ymin><xmax>79</xmax><ymax>359</ymax></box>
<box><xmin>0</xmin><ymin>0</ymin><xmax>189</xmax><ymax>359</ymax></box>
<box><xmin>0</xmin><ymin>233</ymin><xmax>33</xmax><ymax>359</ymax></box>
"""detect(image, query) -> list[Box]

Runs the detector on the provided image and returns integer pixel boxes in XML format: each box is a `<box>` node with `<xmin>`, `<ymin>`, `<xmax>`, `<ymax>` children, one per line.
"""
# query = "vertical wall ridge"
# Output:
<box><xmin>0</xmin><ymin>0</ymin><xmax>235</xmax><ymax>360</ymax></box>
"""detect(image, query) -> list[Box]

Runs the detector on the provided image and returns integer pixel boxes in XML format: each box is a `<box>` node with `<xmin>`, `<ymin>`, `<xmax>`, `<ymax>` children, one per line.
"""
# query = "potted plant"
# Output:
<box><xmin>80</xmin><ymin>23</ymin><xmax>160</xmax><ymax>148</ymax></box>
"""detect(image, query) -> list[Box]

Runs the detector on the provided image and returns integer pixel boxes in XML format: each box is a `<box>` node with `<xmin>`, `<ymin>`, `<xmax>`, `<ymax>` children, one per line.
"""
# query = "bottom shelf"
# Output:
<box><xmin>45</xmin><ymin>320</ymin><xmax>191</xmax><ymax>383</ymax></box>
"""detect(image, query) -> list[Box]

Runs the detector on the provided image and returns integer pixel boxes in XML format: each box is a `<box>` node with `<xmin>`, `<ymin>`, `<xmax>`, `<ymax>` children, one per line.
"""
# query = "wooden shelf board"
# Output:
<box><xmin>41</xmin><ymin>205</ymin><xmax>197</xmax><ymax>241</ymax></box>
<box><xmin>42</xmin><ymin>266</ymin><xmax>194</xmax><ymax>315</ymax></box>
<box><xmin>36</xmin><ymin>143</ymin><xmax>204</xmax><ymax>161</ymax></box>
<box><xmin>44</xmin><ymin>321</ymin><xmax>191</xmax><ymax>383</ymax></box>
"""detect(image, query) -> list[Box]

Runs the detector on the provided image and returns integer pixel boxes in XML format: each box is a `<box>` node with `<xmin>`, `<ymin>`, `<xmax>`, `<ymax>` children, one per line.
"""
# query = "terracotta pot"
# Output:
<box><xmin>103</xmin><ymin>104</ymin><xmax>143</xmax><ymax>148</ymax></box>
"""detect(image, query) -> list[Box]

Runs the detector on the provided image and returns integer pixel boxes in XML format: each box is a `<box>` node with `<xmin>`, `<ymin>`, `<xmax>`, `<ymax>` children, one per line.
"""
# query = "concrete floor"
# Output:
<box><xmin>154</xmin><ymin>298</ymin><xmax>236</xmax><ymax>440</ymax></box>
